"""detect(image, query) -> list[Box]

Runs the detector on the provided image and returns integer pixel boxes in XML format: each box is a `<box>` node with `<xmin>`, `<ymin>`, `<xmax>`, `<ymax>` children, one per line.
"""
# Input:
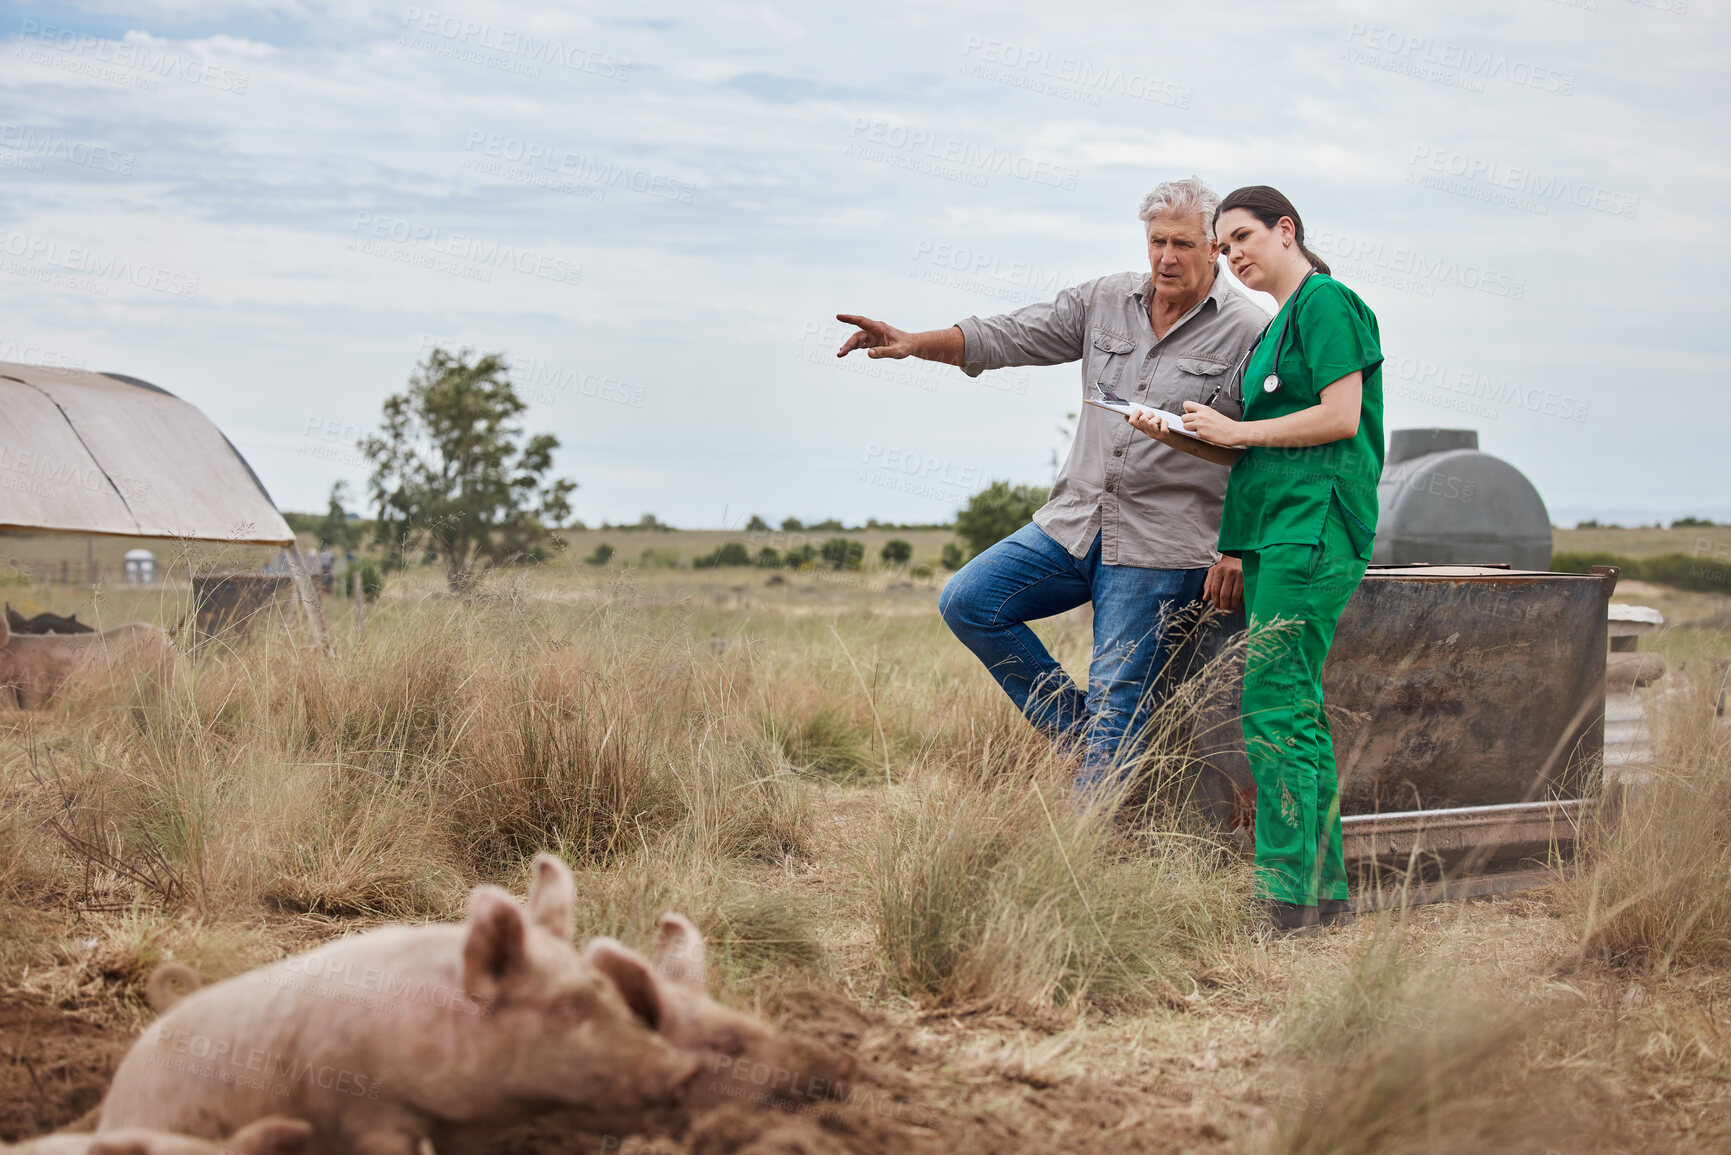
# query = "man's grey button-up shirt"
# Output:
<box><xmin>956</xmin><ymin>269</ymin><xmax>1269</xmax><ymax>570</ymax></box>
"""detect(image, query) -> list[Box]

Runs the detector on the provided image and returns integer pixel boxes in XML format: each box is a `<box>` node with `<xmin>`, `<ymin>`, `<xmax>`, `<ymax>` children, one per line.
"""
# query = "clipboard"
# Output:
<box><xmin>1084</xmin><ymin>385</ymin><xmax>1201</xmax><ymax>440</ymax></box>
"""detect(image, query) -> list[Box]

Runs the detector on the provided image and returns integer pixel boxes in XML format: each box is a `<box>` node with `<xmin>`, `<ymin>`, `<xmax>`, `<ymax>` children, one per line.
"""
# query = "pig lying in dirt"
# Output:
<box><xmin>0</xmin><ymin>615</ymin><xmax>173</xmax><ymax>709</ymax></box>
<box><xmin>99</xmin><ymin>855</ymin><xmax>701</xmax><ymax>1155</ymax></box>
<box><xmin>585</xmin><ymin>914</ymin><xmax>854</xmax><ymax>1113</ymax></box>
<box><xmin>6</xmin><ymin>1116</ymin><xmax>310</xmax><ymax>1155</ymax></box>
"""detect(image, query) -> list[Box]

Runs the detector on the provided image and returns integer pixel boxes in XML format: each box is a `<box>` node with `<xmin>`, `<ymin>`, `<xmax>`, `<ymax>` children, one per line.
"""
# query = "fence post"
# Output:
<box><xmin>351</xmin><ymin>566</ymin><xmax>366</xmax><ymax>644</ymax></box>
<box><xmin>283</xmin><ymin>548</ymin><xmax>332</xmax><ymax>655</ymax></box>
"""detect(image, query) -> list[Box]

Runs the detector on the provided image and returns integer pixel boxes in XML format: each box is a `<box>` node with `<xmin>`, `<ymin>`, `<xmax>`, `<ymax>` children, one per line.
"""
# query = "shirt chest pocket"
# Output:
<box><xmin>1163</xmin><ymin>354</ymin><xmax>1233</xmax><ymax>413</ymax></box>
<box><xmin>1088</xmin><ymin>329</ymin><xmax>1138</xmax><ymax>396</ymax></box>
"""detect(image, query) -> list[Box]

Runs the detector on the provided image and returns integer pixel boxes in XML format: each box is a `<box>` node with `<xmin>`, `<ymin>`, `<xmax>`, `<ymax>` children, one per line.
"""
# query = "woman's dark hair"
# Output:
<box><xmin>1214</xmin><ymin>186</ymin><xmax>1331</xmax><ymax>276</ymax></box>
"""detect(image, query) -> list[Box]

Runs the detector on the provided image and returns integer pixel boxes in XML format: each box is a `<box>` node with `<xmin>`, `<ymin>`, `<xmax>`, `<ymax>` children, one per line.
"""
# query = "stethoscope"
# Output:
<box><xmin>1227</xmin><ymin>267</ymin><xmax>1317</xmax><ymax>397</ymax></box>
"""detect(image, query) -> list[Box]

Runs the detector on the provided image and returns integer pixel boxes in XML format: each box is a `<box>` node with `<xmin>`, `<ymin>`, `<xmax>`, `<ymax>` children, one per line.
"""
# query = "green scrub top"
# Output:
<box><xmin>1218</xmin><ymin>273</ymin><xmax>1385</xmax><ymax>560</ymax></box>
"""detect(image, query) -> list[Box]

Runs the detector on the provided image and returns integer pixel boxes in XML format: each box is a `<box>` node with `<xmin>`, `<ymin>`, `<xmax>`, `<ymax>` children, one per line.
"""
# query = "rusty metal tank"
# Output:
<box><xmin>1169</xmin><ymin>565</ymin><xmax>1616</xmax><ymax>869</ymax></box>
<box><xmin>1372</xmin><ymin>429</ymin><xmax>1553</xmax><ymax>571</ymax></box>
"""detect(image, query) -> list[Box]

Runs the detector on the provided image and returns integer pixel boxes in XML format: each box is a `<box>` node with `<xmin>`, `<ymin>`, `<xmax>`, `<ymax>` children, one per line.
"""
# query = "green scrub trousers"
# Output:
<box><xmin>1217</xmin><ymin>272</ymin><xmax>1384</xmax><ymax>908</ymax></box>
<box><xmin>1239</xmin><ymin>498</ymin><xmax>1367</xmax><ymax>905</ymax></box>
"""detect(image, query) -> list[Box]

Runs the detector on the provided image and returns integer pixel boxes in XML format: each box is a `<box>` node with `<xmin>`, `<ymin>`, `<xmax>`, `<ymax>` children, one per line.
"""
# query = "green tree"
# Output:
<box><xmin>820</xmin><ymin>537</ymin><xmax>864</xmax><ymax>570</ymax></box>
<box><xmin>695</xmin><ymin>541</ymin><xmax>752</xmax><ymax>568</ymax></box>
<box><xmin>756</xmin><ymin>546</ymin><xmax>782</xmax><ymax>568</ymax></box>
<box><xmin>940</xmin><ymin>541</ymin><xmax>964</xmax><ymax>570</ymax></box>
<box><xmin>746</xmin><ymin>515</ymin><xmax>771</xmax><ymax>532</ymax></box>
<box><xmin>315</xmin><ymin>481</ymin><xmax>358</xmax><ymax>550</ymax></box>
<box><xmin>363</xmin><ymin>347</ymin><xmax>577</xmax><ymax>590</ymax></box>
<box><xmin>954</xmin><ymin>481</ymin><xmax>1049</xmax><ymax>559</ymax></box>
<box><xmin>585</xmin><ymin>542</ymin><xmax>616</xmax><ymax>566</ymax></box>
<box><xmin>781</xmin><ymin>517</ymin><xmax>804</xmax><ymax>532</ymax></box>
<box><xmin>880</xmin><ymin>539</ymin><xmax>912</xmax><ymax>566</ymax></box>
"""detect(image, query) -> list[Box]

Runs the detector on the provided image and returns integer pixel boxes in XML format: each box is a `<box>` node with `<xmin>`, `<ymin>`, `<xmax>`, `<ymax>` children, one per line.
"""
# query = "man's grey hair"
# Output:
<box><xmin>1138</xmin><ymin>177</ymin><xmax>1221</xmax><ymax>238</ymax></box>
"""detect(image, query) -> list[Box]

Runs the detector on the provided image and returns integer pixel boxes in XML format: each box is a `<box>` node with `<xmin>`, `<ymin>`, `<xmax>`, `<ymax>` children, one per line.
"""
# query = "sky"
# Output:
<box><xmin>0</xmin><ymin>0</ymin><xmax>1725</xmax><ymax>530</ymax></box>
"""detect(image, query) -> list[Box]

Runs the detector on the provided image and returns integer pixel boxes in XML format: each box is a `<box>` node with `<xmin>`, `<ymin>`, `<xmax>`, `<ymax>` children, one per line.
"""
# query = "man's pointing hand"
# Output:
<box><xmin>836</xmin><ymin>314</ymin><xmax>917</xmax><ymax>359</ymax></box>
<box><xmin>835</xmin><ymin>316</ymin><xmax>967</xmax><ymax>367</ymax></box>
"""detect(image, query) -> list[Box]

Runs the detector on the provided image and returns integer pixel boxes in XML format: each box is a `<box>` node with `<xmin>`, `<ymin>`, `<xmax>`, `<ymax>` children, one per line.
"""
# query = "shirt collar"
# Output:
<box><xmin>1130</xmin><ymin>262</ymin><xmax>1226</xmax><ymax>314</ymax></box>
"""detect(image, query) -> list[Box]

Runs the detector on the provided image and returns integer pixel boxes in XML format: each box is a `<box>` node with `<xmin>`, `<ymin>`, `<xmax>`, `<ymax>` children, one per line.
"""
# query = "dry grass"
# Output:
<box><xmin>1567</xmin><ymin>636</ymin><xmax>1731</xmax><ymax>972</ymax></box>
<box><xmin>1</xmin><ymin>559</ymin><xmax>1729</xmax><ymax>1152</ymax></box>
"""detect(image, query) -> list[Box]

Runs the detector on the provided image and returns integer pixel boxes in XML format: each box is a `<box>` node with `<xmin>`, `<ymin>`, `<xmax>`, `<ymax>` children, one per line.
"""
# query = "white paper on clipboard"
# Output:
<box><xmin>1083</xmin><ymin>388</ymin><xmax>1201</xmax><ymax>440</ymax></box>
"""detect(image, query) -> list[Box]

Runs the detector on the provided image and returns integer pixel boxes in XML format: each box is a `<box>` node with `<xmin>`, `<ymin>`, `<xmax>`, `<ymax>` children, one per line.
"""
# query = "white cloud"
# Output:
<box><xmin>0</xmin><ymin>0</ymin><xmax>1724</xmax><ymax>525</ymax></box>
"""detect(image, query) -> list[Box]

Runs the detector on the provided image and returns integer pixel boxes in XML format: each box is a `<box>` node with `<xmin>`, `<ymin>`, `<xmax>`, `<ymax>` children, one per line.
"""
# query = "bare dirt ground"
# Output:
<box><xmin>5</xmin><ymin>864</ymin><xmax>1726</xmax><ymax>1154</ymax></box>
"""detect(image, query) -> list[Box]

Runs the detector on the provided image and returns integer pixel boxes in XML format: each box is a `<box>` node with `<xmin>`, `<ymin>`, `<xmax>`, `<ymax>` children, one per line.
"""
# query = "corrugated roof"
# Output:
<box><xmin>0</xmin><ymin>361</ymin><xmax>294</xmax><ymax>545</ymax></box>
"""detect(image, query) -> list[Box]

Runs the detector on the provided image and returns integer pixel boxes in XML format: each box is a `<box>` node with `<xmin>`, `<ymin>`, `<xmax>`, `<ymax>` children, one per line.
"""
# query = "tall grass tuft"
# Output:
<box><xmin>1251</xmin><ymin>917</ymin><xmax>1613</xmax><ymax>1155</ymax></box>
<box><xmin>1568</xmin><ymin>647</ymin><xmax>1731</xmax><ymax>972</ymax></box>
<box><xmin>3</xmin><ymin>571</ymin><xmax>818</xmax><ymax>921</ymax></box>
<box><xmin>871</xmin><ymin>751</ymin><xmax>1250</xmax><ymax>1013</ymax></box>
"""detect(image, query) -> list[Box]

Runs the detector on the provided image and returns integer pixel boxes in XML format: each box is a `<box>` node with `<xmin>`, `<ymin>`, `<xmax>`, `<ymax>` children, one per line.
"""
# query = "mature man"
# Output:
<box><xmin>836</xmin><ymin>178</ymin><xmax>1268</xmax><ymax>787</ymax></box>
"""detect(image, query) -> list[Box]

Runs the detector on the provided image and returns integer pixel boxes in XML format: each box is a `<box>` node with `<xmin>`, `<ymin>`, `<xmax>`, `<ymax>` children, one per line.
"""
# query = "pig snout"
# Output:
<box><xmin>829</xmin><ymin>1054</ymin><xmax>855</xmax><ymax>1103</ymax></box>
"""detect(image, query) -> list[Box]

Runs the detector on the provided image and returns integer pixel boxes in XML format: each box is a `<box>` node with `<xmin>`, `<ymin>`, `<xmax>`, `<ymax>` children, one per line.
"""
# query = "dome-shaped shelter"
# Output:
<box><xmin>0</xmin><ymin>360</ymin><xmax>323</xmax><ymax>642</ymax></box>
<box><xmin>0</xmin><ymin>361</ymin><xmax>294</xmax><ymax>544</ymax></box>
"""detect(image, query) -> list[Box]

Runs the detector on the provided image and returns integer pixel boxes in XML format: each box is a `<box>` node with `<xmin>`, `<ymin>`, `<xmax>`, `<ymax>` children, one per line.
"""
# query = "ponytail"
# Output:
<box><xmin>1215</xmin><ymin>186</ymin><xmax>1330</xmax><ymax>276</ymax></box>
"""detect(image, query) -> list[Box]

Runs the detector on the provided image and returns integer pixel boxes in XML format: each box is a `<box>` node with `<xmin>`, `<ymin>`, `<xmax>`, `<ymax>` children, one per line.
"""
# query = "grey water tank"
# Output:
<box><xmin>1372</xmin><ymin>429</ymin><xmax>1553</xmax><ymax>571</ymax></box>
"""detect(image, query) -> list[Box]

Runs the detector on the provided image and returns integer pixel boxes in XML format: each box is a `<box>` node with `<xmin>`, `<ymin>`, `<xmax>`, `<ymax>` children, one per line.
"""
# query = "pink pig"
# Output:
<box><xmin>99</xmin><ymin>856</ymin><xmax>700</xmax><ymax>1154</ymax></box>
<box><xmin>585</xmin><ymin>915</ymin><xmax>854</xmax><ymax>1113</ymax></box>
<box><xmin>6</xmin><ymin>1116</ymin><xmax>310</xmax><ymax>1155</ymax></box>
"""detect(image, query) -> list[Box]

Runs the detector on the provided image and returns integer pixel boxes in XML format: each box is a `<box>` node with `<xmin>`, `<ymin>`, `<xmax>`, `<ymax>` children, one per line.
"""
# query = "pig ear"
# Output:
<box><xmin>226</xmin><ymin>1117</ymin><xmax>316</xmax><ymax>1155</ymax></box>
<box><xmin>653</xmin><ymin>913</ymin><xmax>708</xmax><ymax>990</ymax></box>
<box><xmin>463</xmin><ymin>886</ymin><xmax>530</xmax><ymax>1001</ymax></box>
<box><xmin>526</xmin><ymin>852</ymin><xmax>575</xmax><ymax>942</ymax></box>
<box><xmin>585</xmin><ymin>938</ymin><xmax>666</xmax><ymax>1031</ymax></box>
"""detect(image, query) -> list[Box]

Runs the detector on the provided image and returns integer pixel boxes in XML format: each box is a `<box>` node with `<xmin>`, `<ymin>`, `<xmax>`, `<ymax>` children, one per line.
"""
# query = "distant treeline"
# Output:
<box><xmin>1550</xmin><ymin>551</ymin><xmax>1731</xmax><ymax>594</ymax></box>
<box><xmin>284</xmin><ymin>510</ymin><xmax>956</xmax><ymax>538</ymax></box>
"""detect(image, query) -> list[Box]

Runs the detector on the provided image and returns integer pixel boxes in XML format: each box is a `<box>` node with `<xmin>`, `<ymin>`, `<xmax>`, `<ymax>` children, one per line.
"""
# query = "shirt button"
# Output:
<box><xmin>1113</xmin><ymin>448</ymin><xmax>1123</xmax><ymax>456</ymax></box>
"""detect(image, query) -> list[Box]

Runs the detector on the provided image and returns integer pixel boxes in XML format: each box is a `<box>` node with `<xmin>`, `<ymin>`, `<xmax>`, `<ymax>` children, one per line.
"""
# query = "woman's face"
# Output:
<box><xmin>1215</xmin><ymin>207</ymin><xmax>1289</xmax><ymax>292</ymax></box>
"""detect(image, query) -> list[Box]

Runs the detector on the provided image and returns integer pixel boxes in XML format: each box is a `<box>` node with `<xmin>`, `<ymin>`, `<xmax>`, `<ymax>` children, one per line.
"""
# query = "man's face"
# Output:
<box><xmin>1144</xmin><ymin>211</ymin><xmax>1220</xmax><ymax>305</ymax></box>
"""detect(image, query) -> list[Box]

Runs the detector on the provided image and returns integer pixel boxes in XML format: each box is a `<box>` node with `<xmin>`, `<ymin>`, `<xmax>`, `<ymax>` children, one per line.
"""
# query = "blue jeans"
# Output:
<box><xmin>938</xmin><ymin>523</ymin><xmax>1209</xmax><ymax>788</ymax></box>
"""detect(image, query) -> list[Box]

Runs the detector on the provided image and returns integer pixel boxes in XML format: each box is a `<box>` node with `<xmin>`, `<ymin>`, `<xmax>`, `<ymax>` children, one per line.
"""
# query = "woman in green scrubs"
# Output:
<box><xmin>1128</xmin><ymin>186</ymin><xmax>1383</xmax><ymax>931</ymax></box>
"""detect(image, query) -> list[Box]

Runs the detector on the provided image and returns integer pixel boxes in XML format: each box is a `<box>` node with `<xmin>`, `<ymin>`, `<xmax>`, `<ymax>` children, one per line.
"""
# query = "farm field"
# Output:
<box><xmin>1</xmin><ymin>555</ymin><xmax>1729</xmax><ymax>1154</ymax></box>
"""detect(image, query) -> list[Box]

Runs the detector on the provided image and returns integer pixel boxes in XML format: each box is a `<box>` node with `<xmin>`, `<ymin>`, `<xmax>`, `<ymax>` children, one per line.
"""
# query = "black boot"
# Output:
<box><xmin>1262</xmin><ymin>899</ymin><xmax>1319</xmax><ymax>932</ymax></box>
<box><xmin>1317</xmin><ymin>898</ymin><xmax>1354</xmax><ymax>926</ymax></box>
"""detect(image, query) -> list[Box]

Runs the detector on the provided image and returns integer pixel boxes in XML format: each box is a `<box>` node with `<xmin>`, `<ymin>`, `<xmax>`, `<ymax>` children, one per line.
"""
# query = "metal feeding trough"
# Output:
<box><xmin>1166</xmin><ymin>429</ymin><xmax>1607</xmax><ymax>893</ymax></box>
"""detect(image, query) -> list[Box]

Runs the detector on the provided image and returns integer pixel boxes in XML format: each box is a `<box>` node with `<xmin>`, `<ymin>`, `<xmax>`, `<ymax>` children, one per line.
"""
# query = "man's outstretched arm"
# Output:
<box><xmin>835</xmin><ymin>314</ymin><xmax>964</xmax><ymax>366</ymax></box>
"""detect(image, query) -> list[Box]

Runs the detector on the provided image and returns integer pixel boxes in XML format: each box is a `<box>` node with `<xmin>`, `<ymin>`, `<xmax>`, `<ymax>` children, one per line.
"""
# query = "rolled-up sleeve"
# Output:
<box><xmin>956</xmin><ymin>281</ymin><xmax>1090</xmax><ymax>378</ymax></box>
